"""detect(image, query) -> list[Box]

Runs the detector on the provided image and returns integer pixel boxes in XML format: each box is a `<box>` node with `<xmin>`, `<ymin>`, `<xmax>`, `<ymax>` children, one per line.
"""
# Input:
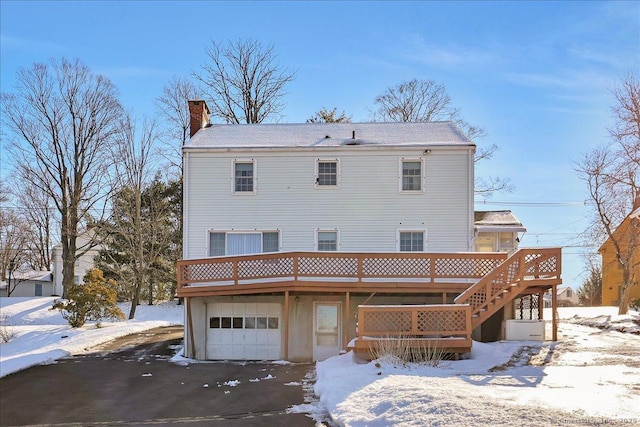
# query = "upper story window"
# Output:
<box><xmin>234</xmin><ymin>160</ymin><xmax>255</xmax><ymax>193</ymax></box>
<box><xmin>316</xmin><ymin>160</ymin><xmax>339</xmax><ymax>188</ymax></box>
<box><xmin>317</xmin><ymin>230</ymin><xmax>338</xmax><ymax>251</ymax></box>
<box><xmin>400</xmin><ymin>158</ymin><xmax>424</xmax><ymax>192</ymax></box>
<box><xmin>399</xmin><ymin>231</ymin><xmax>425</xmax><ymax>252</ymax></box>
<box><xmin>209</xmin><ymin>231</ymin><xmax>279</xmax><ymax>256</ymax></box>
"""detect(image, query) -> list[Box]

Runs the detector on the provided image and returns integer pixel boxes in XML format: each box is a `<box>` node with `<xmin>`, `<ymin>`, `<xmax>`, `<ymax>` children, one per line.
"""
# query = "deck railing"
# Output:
<box><xmin>352</xmin><ymin>304</ymin><xmax>472</xmax><ymax>354</ymax></box>
<box><xmin>177</xmin><ymin>251</ymin><xmax>508</xmax><ymax>293</ymax></box>
<box><xmin>454</xmin><ymin>247</ymin><xmax>562</xmax><ymax>325</ymax></box>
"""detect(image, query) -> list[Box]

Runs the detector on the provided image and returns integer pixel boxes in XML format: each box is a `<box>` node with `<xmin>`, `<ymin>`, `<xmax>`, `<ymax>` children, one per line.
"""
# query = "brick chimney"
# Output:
<box><xmin>188</xmin><ymin>100</ymin><xmax>210</xmax><ymax>138</ymax></box>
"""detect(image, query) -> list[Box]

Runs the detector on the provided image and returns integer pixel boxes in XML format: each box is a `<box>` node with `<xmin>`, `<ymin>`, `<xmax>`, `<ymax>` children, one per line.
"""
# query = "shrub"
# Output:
<box><xmin>52</xmin><ymin>269</ymin><xmax>125</xmax><ymax>328</ymax></box>
<box><xmin>0</xmin><ymin>313</ymin><xmax>17</xmax><ymax>343</ymax></box>
<box><xmin>368</xmin><ymin>335</ymin><xmax>445</xmax><ymax>367</ymax></box>
<box><xmin>631</xmin><ymin>298</ymin><xmax>640</xmax><ymax>311</ymax></box>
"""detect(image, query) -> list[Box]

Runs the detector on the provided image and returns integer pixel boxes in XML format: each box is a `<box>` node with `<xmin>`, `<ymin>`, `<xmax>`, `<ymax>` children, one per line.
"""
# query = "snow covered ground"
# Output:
<box><xmin>1</xmin><ymin>298</ymin><xmax>639</xmax><ymax>426</ymax></box>
<box><xmin>298</xmin><ymin>307</ymin><xmax>640</xmax><ymax>426</ymax></box>
<box><xmin>0</xmin><ymin>297</ymin><xmax>183</xmax><ymax>378</ymax></box>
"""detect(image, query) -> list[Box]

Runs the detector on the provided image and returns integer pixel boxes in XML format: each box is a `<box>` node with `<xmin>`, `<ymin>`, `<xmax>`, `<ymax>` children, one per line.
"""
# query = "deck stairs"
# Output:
<box><xmin>454</xmin><ymin>248</ymin><xmax>562</xmax><ymax>329</ymax></box>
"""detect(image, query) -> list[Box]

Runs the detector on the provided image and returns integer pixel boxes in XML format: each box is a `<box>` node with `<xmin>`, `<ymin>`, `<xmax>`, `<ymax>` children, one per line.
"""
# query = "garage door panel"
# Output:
<box><xmin>207</xmin><ymin>302</ymin><xmax>281</xmax><ymax>360</ymax></box>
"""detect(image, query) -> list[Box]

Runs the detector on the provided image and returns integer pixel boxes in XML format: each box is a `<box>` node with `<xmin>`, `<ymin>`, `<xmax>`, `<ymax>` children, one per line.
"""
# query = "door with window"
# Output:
<box><xmin>313</xmin><ymin>302</ymin><xmax>341</xmax><ymax>361</ymax></box>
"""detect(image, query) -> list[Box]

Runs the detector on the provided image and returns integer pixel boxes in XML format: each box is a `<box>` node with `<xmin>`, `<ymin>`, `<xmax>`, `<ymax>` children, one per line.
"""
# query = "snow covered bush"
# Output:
<box><xmin>52</xmin><ymin>269</ymin><xmax>125</xmax><ymax>328</ymax></box>
<box><xmin>0</xmin><ymin>313</ymin><xmax>16</xmax><ymax>343</ymax></box>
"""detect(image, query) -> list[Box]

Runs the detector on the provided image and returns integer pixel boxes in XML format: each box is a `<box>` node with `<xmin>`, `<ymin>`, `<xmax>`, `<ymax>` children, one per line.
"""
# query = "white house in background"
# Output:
<box><xmin>177</xmin><ymin>100</ymin><xmax>562</xmax><ymax>362</ymax></box>
<box><xmin>474</xmin><ymin>210</ymin><xmax>526</xmax><ymax>253</ymax></box>
<box><xmin>0</xmin><ymin>270</ymin><xmax>54</xmax><ymax>297</ymax></box>
<box><xmin>51</xmin><ymin>231</ymin><xmax>100</xmax><ymax>296</ymax></box>
<box><xmin>543</xmin><ymin>286</ymin><xmax>579</xmax><ymax>308</ymax></box>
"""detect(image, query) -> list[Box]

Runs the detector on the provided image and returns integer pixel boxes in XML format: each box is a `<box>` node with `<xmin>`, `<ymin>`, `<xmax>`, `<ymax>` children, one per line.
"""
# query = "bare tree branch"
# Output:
<box><xmin>193</xmin><ymin>38</ymin><xmax>296</xmax><ymax>124</ymax></box>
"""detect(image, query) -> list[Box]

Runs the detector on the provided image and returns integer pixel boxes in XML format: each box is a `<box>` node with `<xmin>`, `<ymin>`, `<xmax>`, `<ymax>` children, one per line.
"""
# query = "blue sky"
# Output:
<box><xmin>1</xmin><ymin>0</ymin><xmax>639</xmax><ymax>287</ymax></box>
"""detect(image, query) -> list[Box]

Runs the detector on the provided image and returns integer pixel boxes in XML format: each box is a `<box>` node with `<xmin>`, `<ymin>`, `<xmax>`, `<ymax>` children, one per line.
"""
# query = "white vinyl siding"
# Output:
<box><xmin>185</xmin><ymin>147</ymin><xmax>472</xmax><ymax>259</ymax></box>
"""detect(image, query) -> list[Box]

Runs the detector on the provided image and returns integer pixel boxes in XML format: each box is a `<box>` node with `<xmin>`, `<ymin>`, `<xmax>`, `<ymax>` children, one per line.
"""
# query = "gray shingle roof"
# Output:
<box><xmin>185</xmin><ymin>122</ymin><xmax>473</xmax><ymax>149</ymax></box>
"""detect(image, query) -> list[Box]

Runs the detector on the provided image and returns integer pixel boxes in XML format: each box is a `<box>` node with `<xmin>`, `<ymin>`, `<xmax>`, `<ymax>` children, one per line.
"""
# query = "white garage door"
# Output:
<box><xmin>206</xmin><ymin>302</ymin><xmax>282</xmax><ymax>360</ymax></box>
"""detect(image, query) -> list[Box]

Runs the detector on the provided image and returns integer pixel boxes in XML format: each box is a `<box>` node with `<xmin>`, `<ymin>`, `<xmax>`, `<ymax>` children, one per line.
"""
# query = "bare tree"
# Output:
<box><xmin>18</xmin><ymin>180</ymin><xmax>56</xmax><ymax>271</ymax></box>
<box><xmin>1</xmin><ymin>58</ymin><xmax>123</xmax><ymax>298</ymax></box>
<box><xmin>194</xmin><ymin>38</ymin><xmax>296</xmax><ymax>124</ymax></box>
<box><xmin>575</xmin><ymin>74</ymin><xmax>640</xmax><ymax>314</ymax></box>
<box><xmin>307</xmin><ymin>107</ymin><xmax>352</xmax><ymax>123</ymax></box>
<box><xmin>155</xmin><ymin>76</ymin><xmax>198</xmax><ymax>171</ymax></box>
<box><xmin>104</xmin><ymin>114</ymin><xmax>161</xmax><ymax>319</ymax></box>
<box><xmin>0</xmin><ymin>209</ymin><xmax>30</xmax><ymax>285</ymax></box>
<box><xmin>577</xmin><ymin>264</ymin><xmax>602</xmax><ymax>306</ymax></box>
<box><xmin>371</xmin><ymin>78</ymin><xmax>512</xmax><ymax>196</ymax></box>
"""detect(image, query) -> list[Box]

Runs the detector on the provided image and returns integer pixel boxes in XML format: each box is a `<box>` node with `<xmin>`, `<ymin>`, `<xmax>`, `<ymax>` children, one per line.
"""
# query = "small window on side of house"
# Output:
<box><xmin>233</xmin><ymin>160</ymin><xmax>255</xmax><ymax>193</ymax></box>
<box><xmin>317</xmin><ymin>230</ymin><xmax>338</xmax><ymax>251</ymax></box>
<box><xmin>400</xmin><ymin>159</ymin><xmax>424</xmax><ymax>192</ymax></box>
<box><xmin>316</xmin><ymin>160</ymin><xmax>339</xmax><ymax>188</ymax></box>
<box><xmin>399</xmin><ymin>231</ymin><xmax>425</xmax><ymax>252</ymax></box>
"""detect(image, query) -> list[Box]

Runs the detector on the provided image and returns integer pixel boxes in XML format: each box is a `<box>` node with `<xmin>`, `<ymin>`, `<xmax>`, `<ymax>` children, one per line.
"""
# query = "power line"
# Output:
<box><xmin>475</xmin><ymin>200</ymin><xmax>590</xmax><ymax>207</ymax></box>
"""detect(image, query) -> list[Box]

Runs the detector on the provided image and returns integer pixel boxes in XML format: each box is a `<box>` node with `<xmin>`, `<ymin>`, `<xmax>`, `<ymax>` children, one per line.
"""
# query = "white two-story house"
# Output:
<box><xmin>178</xmin><ymin>100</ymin><xmax>561</xmax><ymax>362</ymax></box>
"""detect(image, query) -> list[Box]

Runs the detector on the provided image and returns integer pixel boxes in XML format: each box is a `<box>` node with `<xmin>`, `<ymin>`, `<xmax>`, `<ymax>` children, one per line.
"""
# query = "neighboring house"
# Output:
<box><xmin>177</xmin><ymin>100</ymin><xmax>562</xmax><ymax>362</ymax></box>
<box><xmin>51</xmin><ymin>231</ymin><xmax>101</xmax><ymax>296</ymax></box>
<box><xmin>474</xmin><ymin>210</ymin><xmax>526</xmax><ymax>253</ymax></box>
<box><xmin>543</xmin><ymin>286</ymin><xmax>579</xmax><ymax>308</ymax></box>
<box><xmin>599</xmin><ymin>202</ymin><xmax>640</xmax><ymax>307</ymax></box>
<box><xmin>0</xmin><ymin>270</ymin><xmax>54</xmax><ymax>297</ymax></box>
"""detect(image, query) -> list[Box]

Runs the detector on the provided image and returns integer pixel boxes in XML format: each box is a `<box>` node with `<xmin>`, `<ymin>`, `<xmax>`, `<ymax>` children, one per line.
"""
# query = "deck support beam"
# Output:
<box><xmin>284</xmin><ymin>291</ymin><xmax>290</xmax><ymax>360</ymax></box>
<box><xmin>552</xmin><ymin>284</ymin><xmax>558</xmax><ymax>341</ymax></box>
<box><xmin>344</xmin><ymin>291</ymin><xmax>350</xmax><ymax>350</ymax></box>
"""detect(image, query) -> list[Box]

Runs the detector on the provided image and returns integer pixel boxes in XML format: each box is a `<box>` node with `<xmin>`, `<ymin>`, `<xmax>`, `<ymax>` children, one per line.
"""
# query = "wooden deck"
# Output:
<box><xmin>177</xmin><ymin>248</ymin><xmax>562</xmax><ymax>357</ymax></box>
<box><xmin>177</xmin><ymin>251</ymin><xmax>509</xmax><ymax>296</ymax></box>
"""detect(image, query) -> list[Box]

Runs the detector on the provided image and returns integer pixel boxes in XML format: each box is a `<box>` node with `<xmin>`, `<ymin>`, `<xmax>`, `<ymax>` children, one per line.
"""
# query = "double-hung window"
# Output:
<box><xmin>233</xmin><ymin>160</ymin><xmax>255</xmax><ymax>193</ymax></box>
<box><xmin>316</xmin><ymin>160</ymin><xmax>339</xmax><ymax>188</ymax></box>
<box><xmin>399</xmin><ymin>231</ymin><xmax>426</xmax><ymax>252</ymax></box>
<box><xmin>317</xmin><ymin>230</ymin><xmax>338</xmax><ymax>251</ymax></box>
<box><xmin>400</xmin><ymin>158</ymin><xmax>424</xmax><ymax>192</ymax></box>
<box><xmin>209</xmin><ymin>231</ymin><xmax>279</xmax><ymax>256</ymax></box>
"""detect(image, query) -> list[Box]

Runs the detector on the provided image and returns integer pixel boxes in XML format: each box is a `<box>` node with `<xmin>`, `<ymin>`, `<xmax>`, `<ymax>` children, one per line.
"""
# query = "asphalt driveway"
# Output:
<box><xmin>0</xmin><ymin>327</ymin><xmax>322</xmax><ymax>426</ymax></box>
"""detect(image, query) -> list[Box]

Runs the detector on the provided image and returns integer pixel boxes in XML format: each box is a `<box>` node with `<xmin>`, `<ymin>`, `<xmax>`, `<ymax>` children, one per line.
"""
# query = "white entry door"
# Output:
<box><xmin>313</xmin><ymin>302</ymin><xmax>341</xmax><ymax>361</ymax></box>
<box><xmin>206</xmin><ymin>302</ymin><xmax>281</xmax><ymax>360</ymax></box>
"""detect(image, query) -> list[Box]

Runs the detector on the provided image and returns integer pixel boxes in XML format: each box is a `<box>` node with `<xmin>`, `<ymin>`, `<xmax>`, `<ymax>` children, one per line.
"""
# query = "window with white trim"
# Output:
<box><xmin>209</xmin><ymin>231</ymin><xmax>279</xmax><ymax>256</ymax></box>
<box><xmin>316</xmin><ymin>160</ymin><xmax>339</xmax><ymax>188</ymax></box>
<box><xmin>317</xmin><ymin>230</ymin><xmax>338</xmax><ymax>251</ymax></box>
<box><xmin>233</xmin><ymin>160</ymin><xmax>255</xmax><ymax>193</ymax></box>
<box><xmin>399</xmin><ymin>231</ymin><xmax>425</xmax><ymax>252</ymax></box>
<box><xmin>400</xmin><ymin>158</ymin><xmax>424</xmax><ymax>192</ymax></box>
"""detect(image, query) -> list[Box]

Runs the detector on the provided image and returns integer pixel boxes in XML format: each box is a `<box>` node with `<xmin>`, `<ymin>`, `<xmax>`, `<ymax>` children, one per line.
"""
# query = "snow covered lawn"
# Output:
<box><xmin>2</xmin><ymin>298</ymin><xmax>639</xmax><ymax>425</ymax></box>
<box><xmin>301</xmin><ymin>307</ymin><xmax>640</xmax><ymax>426</ymax></box>
<box><xmin>0</xmin><ymin>297</ymin><xmax>183</xmax><ymax>378</ymax></box>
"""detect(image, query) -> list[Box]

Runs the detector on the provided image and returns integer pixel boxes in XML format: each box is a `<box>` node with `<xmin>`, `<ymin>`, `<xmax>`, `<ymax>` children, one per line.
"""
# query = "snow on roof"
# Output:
<box><xmin>474</xmin><ymin>210</ymin><xmax>526</xmax><ymax>233</ymax></box>
<box><xmin>9</xmin><ymin>270</ymin><xmax>53</xmax><ymax>282</ymax></box>
<box><xmin>185</xmin><ymin>121</ymin><xmax>473</xmax><ymax>149</ymax></box>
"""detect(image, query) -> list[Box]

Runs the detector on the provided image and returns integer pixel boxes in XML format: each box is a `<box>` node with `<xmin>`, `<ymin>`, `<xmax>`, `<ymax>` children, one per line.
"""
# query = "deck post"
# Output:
<box><xmin>552</xmin><ymin>284</ymin><xmax>558</xmax><ymax>341</ymax></box>
<box><xmin>345</xmin><ymin>291</ymin><xmax>350</xmax><ymax>349</ymax></box>
<box><xmin>538</xmin><ymin>291</ymin><xmax>544</xmax><ymax>320</ymax></box>
<box><xmin>186</xmin><ymin>297</ymin><xmax>195</xmax><ymax>358</ymax></box>
<box><xmin>284</xmin><ymin>291</ymin><xmax>290</xmax><ymax>360</ymax></box>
